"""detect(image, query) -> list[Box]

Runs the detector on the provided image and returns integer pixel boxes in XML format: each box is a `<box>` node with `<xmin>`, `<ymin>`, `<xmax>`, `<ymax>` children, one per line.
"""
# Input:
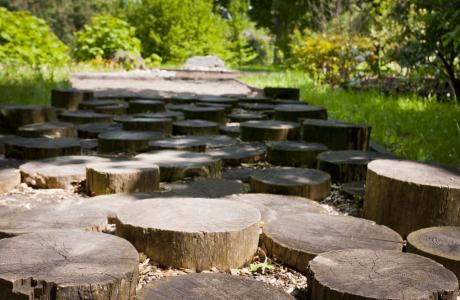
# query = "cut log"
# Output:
<box><xmin>274</xmin><ymin>104</ymin><xmax>327</xmax><ymax>122</ymax></box>
<box><xmin>4</xmin><ymin>137</ymin><xmax>81</xmax><ymax>160</ymax></box>
<box><xmin>169</xmin><ymin>95</ymin><xmax>198</xmax><ymax>104</ymax></box>
<box><xmin>267</xmin><ymin>141</ymin><xmax>328</xmax><ymax>167</ymax></box>
<box><xmin>18</xmin><ymin>121</ymin><xmax>77</xmax><ymax>138</ymax></box>
<box><xmin>195</xmin><ymin>102</ymin><xmax>232</xmax><ymax>114</ymax></box>
<box><xmin>173</xmin><ymin>119</ymin><xmax>219</xmax><ymax>136</ymax></box>
<box><xmin>239</xmin><ymin>102</ymin><xmax>275</xmax><ymax>111</ymax></box>
<box><xmin>113</xmin><ymin>197</ymin><xmax>260</xmax><ymax>271</ymax></box>
<box><xmin>222</xmin><ymin>168</ymin><xmax>257</xmax><ymax>183</ymax></box>
<box><xmin>92</xmin><ymin>103</ymin><xmax>129</xmax><ymax>115</ymax></box>
<box><xmin>163</xmin><ymin>178</ymin><xmax>244</xmax><ymax>198</ymax></box>
<box><xmin>250</xmin><ymin>167</ymin><xmax>331</xmax><ymax>201</ymax></box>
<box><xmin>240</xmin><ymin>120</ymin><xmax>300</xmax><ymax>142</ymax></box>
<box><xmin>128</xmin><ymin>100</ymin><xmax>165</xmax><ymax>114</ymax></box>
<box><xmin>182</xmin><ymin>106</ymin><xmax>226</xmax><ymax>124</ymax></box>
<box><xmin>86</xmin><ymin>160</ymin><xmax>160</xmax><ymax>196</ymax></box>
<box><xmin>272</xmin><ymin>99</ymin><xmax>303</xmax><ymax>105</ymax></box>
<box><xmin>238</xmin><ymin>96</ymin><xmax>272</xmax><ymax>104</ymax></box>
<box><xmin>219</xmin><ymin>123</ymin><xmax>240</xmax><ymax>137</ymax></box>
<box><xmin>80</xmin><ymin>138</ymin><xmax>98</xmax><ymax>154</ymax></box>
<box><xmin>264</xmin><ymin>87</ymin><xmax>300</xmax><ymax>100</ymax></box>
<box><xmin>59</xmin><ymin>110</ymin><xmax>112</xmax><ymax>124</ymax></box>
<box><xmin>0</xmin><ymin>231</ymin><xmax>138</xmax><ymax>299</ymax></box>
<box><xmin>150</xmin><ymin>135</ymin><xmax>236</xmax><ymax>152</ymax></box>
<box><xmin>364</xmin><ymin>159</ymin><xmax>460</xmax><ymax>237</ymax></box>
<box><xmin>168</xmin><ymin>104</ymin><xmax>196</xmax><ymax>112</ymax></box>
<box><xmin>317</xmin><ymin>150</ymin><xmax>389</xmax><ymax>183</ymax></box>
<box><xmin>341</xmin><ymin>181</ymin><xmax>365</xmax><ymax>198</ymax></box>
<box><xmin>263</xmin><ymin>213</ymin><xmax>403</xmax><ymax>272</ymax></box>
<box><xmin>20</xmin><ymin>155</ymin><xmax>110</xmax><ymax>189</ymax></box>
<box><xmin>121</xmin><ymin>117</ymin><xmax>173</xmax><ymax>135</ymax></box>
<box><xmin>407</xmin><ymin>226</ymin><xmax>460</xmax><ymax>282</ymax></box>
<box><xmin>308</xmin><ymin>249</ymin><xmax>458</xmax><ymax>300</ymax></box>
<box><xmin>227</xmin><ymin>111</ymin><xmax>266</xmax><ymax>122</ymax></box>
<box><xmin>135</xmin><ymin>150</ymin><xmax>221</xmax><ymax>182</ymax></box>
<box><xmin>302</xmin><ymin>118</ymin><xmax>371</xmax><ymax>150</ymax></box>
<box><xmin>77</xmin><ymin>123</ymin><xmax>122</xmax><ymax>138</ymax></box>
<box><xmin>0</xmin><ymin>105</ymin><xmax>56</xmax><ymax>130</ymax></box>
<box><xmin>0</xmin><ymin>168</ymin><xmax>20</xmax><ymax>194</ymax></box>
<box><xmin>98</xmin><ymin>130</ymin><xmax>163</xmax><ymax>154</ymax></box>
<box><xmin>78</xmin><ymin>99</ymin><xmax>127</xmax><ymax>111</ymax></box>
<box><xmin>136</xmin><ymin>111</ymin><xmax>184</xmax><ymax>121</ymax></box>
<box><xmin>207</xmin><ymin>143</ymin><xmax>266</xmax><ymax>166</ymax></box>
<box><xmin>137</xmin><ymin>273</ymin><xmax>293</xmax><ymax>300</ymax></box>
<box><xmin>51</xmin><ymin>88</ymin><xmax>94</xmax><ymax>110</ymax></box>
<box><xmin>196</xmin><ymin>96</ymin><xmax>239</xmax><ymax>107</ymax></box>
<box><xmin>113</xmin><ymin>114</ymin><xmax>134</xmax><ymax>123</ymax></box>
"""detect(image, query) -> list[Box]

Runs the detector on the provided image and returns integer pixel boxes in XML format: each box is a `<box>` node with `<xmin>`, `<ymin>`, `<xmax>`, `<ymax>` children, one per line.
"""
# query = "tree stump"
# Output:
<box><xmin>135</xmin><ymin>150</ymin><xmax>221</xmax><ymax>181</ymax></box>
<box><xmin>113</xmin><ymin>197</ymin><xmax>260</xmax><ymax>271</ymax></box>
<box><xmin>267</xmin><ymin>141</ymin><xmax>328</xmax><ymax>167</ymax></box>
<box><xmin>78</xmin><ymin>99</ymin><xmax>127</xmax><ymax>110</ymax></box>
<box><xmin>168</xmin><ymin>104</ymin><xmax>196</xmax><ymax>112</ymax></box>
<box><xmin>227</xmin><ymin>111</ymin><xmax>267</xmax><ymax>122</ymax></box>
<box><xmin>307</xmin><ymin>249</ymin><xmax>458</xmax><ymax>300</ymax></box>
<box><xmin>317</xmin><ymin>150</ymin><xmax>389</xmax><ymax>183</ymax></box>
<box><xmin>150</xmin><ymin>135</ymin><xmax>236</xmax><ymax>152</ymax></box>
<box><xmin>363</xmin><ymin>159</ymin><xmax>460</xmax><ymax>237</ymax></box>
<box><xmin>128</xmin><ymin>100</ymin><xmax>165</xmax><ymax>114</ymax></box>
<box><xmin>302</xmin><ymin>118</ymin><xmax>371</xmax><ymax>150</ymax></box>
<box><xmin>0</xmin><ymin>134</ymin><xmax>16</xmax><ymax>155</ymax></box>
<box><xmin>59</xmin><ymin>110</ymin><xmax>112</xmax><ymax>124</ymax></box>
<box><xmin>182</xmin><ymin>106</ymin><xmax>226</xmax><ymax>124</ymax></box>
<box><xmin>5</xmin><ymin>137</ymin><xmax>81</xmax><ymax>160</ymax></box>
<box><xmin>264</xmin><ymin>87</ymin><xmax>300</xmax><ymax>100</ymax></box>
<box><xmin>240</xmin><ymin>120</ymin><xmax>300</xmax><ymax>142</ymax></box>
<box><xmin>407</xmin><ymin>226</ymin><xmax>460</xmax><ymax>282</ymax></box>
<box><xmin>250</xmin><ymin>167</ymin><xmax>330</xmax><ymax>201</ymax></box>
<box><xmin>272</xmin><ymin>99</ymin><xmax>303</xmax><ymax>105</ymax></box>
<box><xmin>0</xmin><ymin>231</ymin><xmax>139</xmax><ymax>299</ymax></box>
<box><xmin>121</xmin><ymin>117</ymin><xmax>173</xmax><ymax>135</ymax></box>
<box><xmin>341</xmin><ymin>181</ymin><xmax>365</xmax><ymax>198</ymax></box>
<box><xmin>169</xmin><ymin>95</ymin><xmax>198</xmax><ymax>104</ymax></box>
<box><xmin>77</xmin><ymin>123</ymin><xmax>122</xmax><ymax>138</ymax></box>
<box><xmin>137</xmin><ymin>273</ymin><xmax>293</xmax><ymax>300</ymax></box>
<box><xmin>136</xmin><ymin>111</ymin><xmax>184</xmax><ymax>121</ymax></box>
<box><xmin>238</xmin><ymin>96</ymin><xmax>272</xmax><ymax>104</ymax></box>
<box><xmin>51</xmin><ymin>88</ymin><xmax>94</xmax><ymax>111</ymax></box>
<box><xmin>196</xmin><ymin>96</ymin><xmax>239</xmax><ymax>107</ymax></box>
<box><xmin>20</xmin><ymin>155</ymin><xmax>110</xmax><ymax>189</ymax></box>
<box><xmin>262</xmin><ymin>213</ymin><xmax>403</xmax><ymax>272</ymax></box>
<box><xmin>222</xmin><ymin>168</ymin><xmax>257</xmax><ymax>183</ymax></box>
<box><xmin>207</xmin><ymin>143</ymin><xmax>266</xmax><ymax>166</ymax></box>
<box><xmin>86</xmin><ymin>161</ymin><xmax>160</xmax><ymax>196</ymax></box>
<box><xmin>173</xmin><ymin>119</ymin><xmax>219</xmax><ymax>136</ymax></box>
<box><xmin>219</xmin><ymin>123</ymin><xmax>240</xmax><ymax>137</ymax></box>
<box><xmin>163</xmin><ymin>178</ymin><xmax>244</xmax><ymax>198</ymax></box>
<box><xmin>195</xmin><ymin>102</ymin><xmax>233</xmax><ymax>114</ymax></box>
<box><xmin>98</xmin><ymin>130</ymin><xmax>163</xmax><ymax>154</ymax></box>
<box><xmin>18</xmin><ymin>122</ymin><xmax>77</xmax><ymax>138</ymax></box>
<box><xmin>113</xmin><ymin>114</ymin><xmax>134</xmax><ymax>123</ymax></box>
<box><xmin>274</xmin><ymin>104</ymin><xmax>327</xmax><ymax>122</ymax></box>
<box><xmin>0</xmin><ymin>105</ymin><xmax>56</xmax><ymax>131</ymax></box>
<box><xmin>0</xmin><ymin>168</ymin><xmax>20</xmax><ymax>194</ymax></box>
<box><xmin>92</xmin><ymin>103</ymin><xmax>129</xmax><ymax>115</ymax></box>
<box><xmin>239</xmin><ymin>103</ymin><xmax>275</xmax><ymax>112</ymax></box>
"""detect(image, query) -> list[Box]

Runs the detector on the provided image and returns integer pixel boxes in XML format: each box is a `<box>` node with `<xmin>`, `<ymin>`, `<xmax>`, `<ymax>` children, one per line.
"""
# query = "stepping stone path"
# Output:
<box><xmin>137</xmin><ymin>273</ymin><xmax>293</xmax><ymax>300</ymax></box>
<box><xmin>240</xmin><ymin>120</ymin><xmax>300</xmax><ymax>142</ymax></box>
<box><xmin>182</xmin><ymin>106</ymin><xmax>227</xmax><ymax>124</ymax></box>
<box><xmin>77</xmin><ymin>122</ymin><xmax>122</xmax><ymax>138</ymax></box>
<box><xmin>59</xmin><ymin>110</ymin><xmax>112</xmax><ymax>124</ymax></box>
<box><xmin>262</xmin><ymin>213</ymin><xmax>403</xmax><ymax>272</ymax></box>
<box><xmin>0</xmin><ymin>104</ymin><xmax>56</xmax><ymax>130</ymax></box>
<box><xmin>302</xmin><ymin>118</ymin><xmax>371</xmax><ymax>150</ymax></box>
<box><xmin>227</xmin><ymin>111</ymin><xmax>266</xmax><ymax>122</ymax></box>
<box><xmin>150</xmin><ymin>135</ymin><xmax>236</xmax><ymax>152</ymax></box>
<box><xmin>17</xmin><ymin>121</ymin><xmax>76</xmax><ymax>138</ymax></box>
<box><xmin>136</xmin><ymin>150</ymin><xmax>221</xmax><ymax>181</ymax></box>
<box><xmin>0</xmin><ymin>231</ymin><xmax>139</xmax><ymax>299</ymax></box>
<box><xmin>173</xmin><ymin>119</ymin><xmax>219</xmax><ymax>135</ymax></box>
<box><xmin>86</xmin><ymin>160</ymin><xmax>160</xmax><ymax>195</ymax></box>
<box><xmin>136</xmin><ymin>111</ymin><xmax>184</xmax><ymax>121</ymax></box>
<box><xmin>207</xmin><ymin>143</ymin><xmax>266</xmax><ymax>166</ymax></box>
<box><xmin>264</xmin><ymin>87</ymin><xmax>300</xmax><ymax>99</ymax></box>
<box><xmin>121</xmin><ymin>117</ymin><xmax>173</xmax><ymax>135</ymax></box>
<box><xmin>51</xmin><ymin>88</ymin><xmax>94</xmax><ymax>110</ymax></box>
<box><xmin>274</xmin><ymin>104</ymin><xmax>327</xmax><ymax>121</ymax></box>
<box><xmin>0</xmin><ymin>168</ymin><xmax>20</xmax><ymax>194</ymax></box>
<box><xmin>5</xmin><ymin>137</ymin><xmax>81</xmax><ymax>160</ymax></box>
<box><xmin>98</xmin><ymin>130</ymin><xmax>163</xmax><ymax>154</ymax></box>
<box><xmin>364</xmin><ymin>159</ymin><xmax>460</xmax><ymax>237</ymax></box>
<box><xmin>267</xmin><ymin>141</ymin><xmax>328</xmax><ymax>167</ymax></box>
<box><xmin>250</xmin><ymin>167</ymin><xmax>331</xmax><ymax>201</ymax></box>
<box><xmin>307</xmin><ymin>249</ymin><xmax>458</xmax><ymax>300</ymax></box>
<box><xmin>128</xmin><ymin>99</ymin><xmax>165</xmax><ymax>114</ymax></box>
<box><xmin>114</xmin><ymin>197</ymin><xmax>260</xmax><ymax>271</ymax></box>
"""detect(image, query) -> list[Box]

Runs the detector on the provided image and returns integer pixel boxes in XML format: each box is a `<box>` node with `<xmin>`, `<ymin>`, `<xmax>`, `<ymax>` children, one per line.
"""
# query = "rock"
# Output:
<box><xmin>182</xmin><ymin>55</ymin><xmax>226</xmax><ymax>71</ymax></box>
<box><xmin>112</xmin><ymin>49</ymin><xmax>146</xmax><ymax>69</ymax></box>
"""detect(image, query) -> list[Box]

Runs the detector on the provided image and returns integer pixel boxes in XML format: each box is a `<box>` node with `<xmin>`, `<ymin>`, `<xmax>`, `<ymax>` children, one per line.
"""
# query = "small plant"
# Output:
<box><xmin>249</xmin><ymin>260</ymin><xmax>275</xmax><ymax>274</ymax></box>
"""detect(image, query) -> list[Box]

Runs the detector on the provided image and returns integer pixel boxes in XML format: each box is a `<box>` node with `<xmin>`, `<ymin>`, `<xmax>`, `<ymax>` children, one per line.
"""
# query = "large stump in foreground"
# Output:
<box><xmin>240</xmin><ymin>120</ymin><xmax>300</xmax><ymax>142</ymax></box>
<box><xmin>267</xmin><ymin>141</ymin><xmax>327</xmax><ymax>168</ymax></box>
<box><xmin>51</xmin><ymin>88</ymin><xmax>94</xmax><ymax>111</ymax></box>
<box><xmin>173</xmin><ymin>119</ymin><xmax>219</xmax><ymax>136</ymax></box>
<box><xmin>308</xmin><ymin>249</ymin><xmax>458</xmax><ymax>300</ymax></box>
<box><xmin>364</xmin><ymin>159</ymin><xmax>460</xmax><ymax>237</ymax></box>
<box><xmin>274</xmin><ymin>104</ymin><xmax>327</xmax><ymax>122</ymax></box>
<box><xmin>113</xmin><ymin>197</ymin><xmax>260</xmax><ymax>271</ymax></box>
<box><xmin>5</xmin><ymin>137</ymin><xmax>81</xmax><ymax>160</ymax></box>
<box><xmin>98</xmin><ymin>130</ymin><xmax>163</xmax><ymax>154</ymax></box>
<box><xmin>0</xmin><ymin>231</ymin><xmax>139</xmax><ymax>299</ymax></box>
<box><xmin>0</xmin><ymin>105</ymin><xmax>56</xmax><ymax>130</ymax></box>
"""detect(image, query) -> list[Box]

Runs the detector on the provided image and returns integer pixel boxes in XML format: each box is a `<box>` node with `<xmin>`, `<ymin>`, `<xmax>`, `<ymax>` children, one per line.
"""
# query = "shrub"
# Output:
<box><xmin>0</xmin><ymin>7</ymin><xmax>69</xmax><ymax>65</ymax></box>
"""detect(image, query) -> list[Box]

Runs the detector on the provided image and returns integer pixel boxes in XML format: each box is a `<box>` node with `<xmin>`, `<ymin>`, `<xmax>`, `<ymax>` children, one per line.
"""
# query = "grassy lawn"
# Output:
<box><xmin>241</xmin><ymin>71</ymin><xmax>460</xmax><ymax>165</ymax></box>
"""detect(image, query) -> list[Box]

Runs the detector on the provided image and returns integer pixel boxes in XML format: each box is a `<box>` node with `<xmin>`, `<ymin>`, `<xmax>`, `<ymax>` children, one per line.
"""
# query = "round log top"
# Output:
<box><xmin>114</xmin><ymin>197</ymin><xmax>261</xmax><ymax>233</ymax></box>
<box><xmin>135</xmin><ymin>150</ymin><xmax>219</xmax><ymax>165</ymax></box>
<box><xmin>79</xmin><ymin>99</ymin><xmax>126</xmax><ymax>107</ymax></box>
<box><xmin>274</xmin><ymin>104</ymin><xmax>325</xmax><ymax>112</ymax></box>
<box><xmin>182</xmin><ymin>106</ymin><xmax>225</xmax><ymax>112</ymax></box>
<box><xmin>18</xmin><ymin>121</ymin><xmax>74</xmax><ymax>131</ymax></box>
<box><xmin>240</xmin><ymin>120</ymin><xmax>299</xmax><ymax>129</ymax></box>
<box><xmin>173</xmin><ymin>119</ymin><xmax>218</xmax><ymax>126</ymax></box>
<box><xmin>368</xmin><ymin>159</ymin><xmax>460</xmax><ymax>188</ymax></box>
<box><xmin>60</xmin><ymin>110</ymin><xmax>111</xmax><ymax>118</ymax></box>
<box><xmin>302</xmin><ymin>118</ymin><xmax>369</xmax><ymax>128</ymax></box>
<box><xmin>251</xmin><ymin>167</ymin><xmax>330</xmax><ymax>186</ymax></box>
<box><xmin>407</xmin><ymin>226</ymin><xmax>460</xmax><ymax>260</ymax></box>
<box><xmin>98</xmin><ymin>130</ymin><xmax>163</xmax><ymax>140</ymax></box>
<box><xmin>136</xmin><ymin>111</ymin><xmax>184</xmax><ymax>120</ymax></box>
<box><xmin>86</xmin><ymin>160</ymin><xmax>159</xmax><ymax>174</ymax></box>
<box><xmin>151</xmin><ymin>135</ymin><xmax>236</xmax><ymax>148</ymax></box>
<box><xmin>130</xmin><ymin>99</ymin><xmax>164</xmax><ymax>104</ymax></box>
<box><xmin>267</xmin><ymin>141</ymin><xmax>328</xmax><ymax>151</ymax></box>
<box><xmin>6</xmin><ymin>137</ymin><xmax>81</xmax><ymax>149</ymax></box>
<box><xmin>122</xmin><ymin>117</ymin><xmax>172</xmax><ymax>123</ymax></box>
<box><xmin>318</xmin><ymin>150</ymin><xmax>387</xmax><ymax>163</ymax></box>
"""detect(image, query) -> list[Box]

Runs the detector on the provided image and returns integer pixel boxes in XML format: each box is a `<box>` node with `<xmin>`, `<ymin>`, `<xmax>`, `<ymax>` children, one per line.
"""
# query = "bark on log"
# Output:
<box><xmin>136</xmin><ymin>111</ymin><xmax>184</xmax><ymax>121</ymax></box>
<box><xmin>77</xmin><ymin>123</ymin><xmax>122</xmax><ymax>139</ymax></box>
<box><xmin>0</xmin><ymin>105</ymin><xmax>56</xmax><ymax>131</ymax></box>
<box><xmin>51</xmin><ymin>88</ymin><xmax>94</xmax><ymax>111</ymax></box>
<box><xmin>227</xmin><ymin>111</ymin><xmax>266</xmax><ymax>122</ymax></box>
<box><xmin>121</xmin><ymin>118</ymin><xmax>173</xmax><ymax>135</ymax></box>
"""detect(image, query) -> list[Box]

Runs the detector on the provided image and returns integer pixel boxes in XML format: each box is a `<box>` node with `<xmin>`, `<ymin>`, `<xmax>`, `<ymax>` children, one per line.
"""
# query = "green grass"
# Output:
<box><xmin>240</xmin><ymin>70</ymin><xmax>460</xmax><ymax>165</ymax></box>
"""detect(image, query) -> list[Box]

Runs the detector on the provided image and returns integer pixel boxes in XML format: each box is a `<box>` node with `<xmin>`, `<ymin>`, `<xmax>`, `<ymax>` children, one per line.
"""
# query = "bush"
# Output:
<box><xmin>74</xmin><ymin>15</ymin><xmax>141</xmax><ymax>61</ymax></box>
<box><xmin>0</xmin><ymin>7</ymin><xmax>69</xmax><ymax>65</ymax></box>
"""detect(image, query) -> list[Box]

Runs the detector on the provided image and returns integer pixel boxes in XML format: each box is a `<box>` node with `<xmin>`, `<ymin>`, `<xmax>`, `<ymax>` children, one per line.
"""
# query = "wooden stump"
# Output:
<box><xmin>302</xmin><ymin>118</ymin><xmax>371</xmax><ymax>150</ymax></box>
<box><xmin>0</xmin><ymin>105</ymin><xmax>56</xmax><ymax>130</ymax></box>
<box><xmin>240</xmin><ymin>120</ymin><xmax>300</xmax><ymax>142</ymax></box>
<box><xmin>78</xmin><ymin>99</ymin><xmax>127</xmax><ymax>111</ymax></box>
<box><xmin>20</xmin><ymin>155</ymin><xmax>110</xmax><ymax>189</ymax></box>
<box><xmin>77</xmin><ymin>123</ymin><xmax>122</xmax><ymax>138</ymax></box>
<box><xmin>363</xmin><ymin>159</ymin><xmax>460</xmax><ymax>237</ymax></box>
<box><xmin>0</xmin><ymin>134</ymin><xmax>16</xmax><ymax>155</ymax></box>
<box><xmin>150</xmin><ymin>135</ymin><xmax>236</xmax><ymax>152</ymax></box>
<box><xmin>238</xmin><ymin>96</ymin><xmax>272</xmax><ymax>104</ymax></box>
<box><xmin>267</xmin><ymin>141</ymin><xmax>328</xmax><ymax>167</ymax></box>
<box><xmin>86</xmin><ymin>161</ymin><xmax>160</xmax><ymax>196</ymax></box>
<box><xmin>196</xmin><ymin>96</ymin><xmax>239</xmax><ymax>107</ymax></box>
<box><xmin>173</xmin><ymin>119</ymin><xmax>219</xmax><ymax>136</ymax></box>
<box><xmin>317</xmin><ymin>150</ymin><xmax>388</xmax><ymax>183</ymax></box>
<box><xmin>262</xmin><ymin>213</ymin><xmax>403</xmax><ymax>272</ymax></box>
<box><xmin>128</xmin><ymin>100</ymin><xmax>165</xmax><ymax>114</ymax></box>
<box><xmin>250</xmin><ymin>167</ymin><xmax>330</xmax><ymax>201</ymax></box>
<box><xmin>219</xmin><ymin>123</ymin><xmax>240</xmax><ymax>137</ymax></box>
<box><xmin>163</xmin><ymin>178</ymin><xmax>244</xmax><ymax>198</ymax></box>
<box><xmin>274</xmin><ymin>104</ymin><xmax>327</xmax><ymax>122</ymax></box>
<box><xmin>222</xmin><ymin>168</ymin><xmax>257</xmax><ymax>183</ymax></box>
<box><xmin>136</xmin><ymin>111</ymin><xmax>184</xmax><ymax>121</ymax></box>
<box><xmin>92</xmin><ymin>103</ymin><xmax>128</xmax><ymax>115</ymax></box>
<box><xmin>239</xmin><ymin>102</ymin><xmax>275</xmax><ymax>112</ymax></box>
<box><xmin>18</xmin><ymin>122</ymin><xmax>77</xmax><ymax>138</ymax></box>
<box><xmin>407</xmin><ymin>226</ymin><xmax>460</xmax><ymax>282</ymax></box>
<box><xmin>227</xmin><ymin>111</ymin><xmax>266</xmax><ymax>122</ymax></box>
<box><xmin>169</xmin><ymin>95</ymin><xmax>198</xmax><ymax>104</ymax></box>
<box><xmin>135</xmin><ymin>150</ymin><xmax>221</xmax><ymax>182</ymax></box>
<box><xmin>137</xmin><ymin>273</ymin><xmax>293</xmax><ymax>300</ymax></box>
<box><xmin>207</xmin><ymin>143</ymin><xmax>266</xmax><ymax>166</ymax></box>
<box><xmin>98</xmin><ymin>130</ymin><xmax>163</xmax><ymax>154</ymax></box>
<box><xmin>59</xmin><ymin>110</ymin><xmax>112</xmax><ymax>124</ymax></box>
<box><xmin>307</xmin><ymin>249</ymin><xmax>458</xmax><ymax>300</ymax></box>
<box><xmin>113</xmin><ymin>114</ymin><xmax>134</xmax><ymax>124</ymax></box>
<box><xmin>5</xmin><ymin>137</ymin><xmax>81</xmax><ymax>160</ymax></box>
<box><xmin>0</xmin><ymin>231</ymin><xmax>139</xmax><ymax>299</ymax></box>
<box><xmin>168</xmin><ymin>104</ymin><xmax>196</xmax><ymax>112</ymax></box>
<box><xmin>272</xmin><ymin>99</ymin><xmax>303</xmax><ymax>105</ymax></box>
<box><xmin>121</xmin><ymin>117</ymin><xmax>173</xmax><ymax>135</ymax></box>
<box><xmin>195</xmin><ymin>102</ymin><xmax>232</xmax><ymax>114</ymax></box>
<box><xmin>51</xmin><ymin>88</ymin><xmax>94</xmax><ymax>111</ymax></box>
<box><xmin>113</xmin><ymin>197</ymin><xmax>260</xmax><ymax>271</ymax></box>
<box><xmin>341</xmin><ymin>181</ymin><xmax>365</xmax><ymax>198</ymax></box>
<box><xmin>0</xmin><ymin>168</ymin><xmax>20</xmax><ymax>194</ymax></box>
<box><xmin>264</xmin><ymin>87</ymin><xmax>300</xmax><ymax>100</ymax></box>
<box><xmin>182</xmin><ymin>106</ymin><xmax>226</xmax><ymax>124</ymax></box>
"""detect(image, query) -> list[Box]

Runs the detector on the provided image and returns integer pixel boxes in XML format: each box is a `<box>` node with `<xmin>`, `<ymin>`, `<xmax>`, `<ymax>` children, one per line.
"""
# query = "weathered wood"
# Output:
<box><xmin>219</xmin><ymin>123</ymin><xmax>240</xmax><ymax>137</ymax></box>
<box><xmin>77</xmin><ymin>123</ymin><xmax>122</xmax><ymax>138</ymax></box>
<box><xmin>92</xmin><ymin>103</ymin><xmax>129</xmax><ymax>115</ymax></box>
<box><xmin>98</xmin><ymin>130</ymin><xmax>163</xmax><ymax>154</ymax></box>
<box><xmin>168</xmin><ymin>95</ymin><xmax>198</xmax><ymax>104</ymax></box>
<box><xmin>302</xmin><ymin>118</ymin><xmax>371</xmax><ymax>150</ymax></box>
<box><xmin>86</xmin><ymin>161</ymin><xmax>160</xmax><ymax>196</ymax></box>
<box><xmin>5</xmin><ymin>137</ymin><xmax>81</xmax><ymax>160</ymax></box>
<box><xmin>135</xmin><ymin>150</ymin><xmax>221</xmax><ymax>181</ymax></box>
<box><xmin>238</xmin><ymin>96</ymin><xmax>272</xmax><ymax>104</ymax></box>
<box><xmin>222</xmin><ymin>168</ymin><xmax>257</xmax><ymax>183</ymax></box>
<box><xmin>364</xmin><ymin>159</ymin><xmax>460</xmax><ymax>237</ymax></box>
<box><xmin>0</xmin><ymin>134</ymin><xmax>16</xmax><ymax>155</ymax></box>
<box><xmin>136</xmin><ymin>111</ymin><xmax>184</xmax><ymax>121</ymax></box>
<box><xmin>121</xmin><ymin>117</ymin><xmax>173</xmax><ymax>135</ymax></box>
<box><xmin>137</xmin><ymin>273</ymin><xmax>293</xmax><ymax>300</ymax></box>
<box><xmin>167</xmin><ymin>104</ymin><xmax>196</xmax><ymax>112</ymax></box>
<box><xmin>128</xmin><ymin>100</ymin><xmax>165</xmax><ymax>114</ymax></box>
<box><xmin>59</xmin><ymin>110</ymin><xmax>112</xmax><ymax>124</ymax></box>
<box><xmin>18</xmin><ymin>122</ymin><xmax>77</xmax><ymax>138</ymax></box>
<box><xmin>51</xmin><ymin>88</ymin><xmax>94</xmax><ymax>110</ymax></box>
<box><xmin>227</xmin><ymin>111</ymin><xmax>266</xmax><ymax>122</ymax></box>
<box><xmin>78</xmin><ymin>99</ymin><xmax>127</xmax><ymax>111</ymax></box>
<box><xmin>182</xmin><ymin>106</ymin><xmax>226</xmax><ymax>124</ymax></box>
<box><xmin>113</xmin><ymin>114</ymin><xmax>134</xmax><ymax>124</ymax></box>
<box><xmin>0</xmin><ymin>168</ymin><xmax>20</xmax><ymax>194</ymax></box>
<box><xmin>0</xmin><ymin>231</ymin><xmax>139</xmax><ymax>299</ymax></box>
<box><xmin>207</xmin><ymin>143</ymin><xmax>266</xmax><ymax>166</ymax></box>
<box><xmin>239</xmin><ymin>102</ymin><xmax>275</xmax><ymax>111</ymax></box>
<box><xmin>173</xmin><ymin>119</ymin><xmax>219</xmax><ymax>136</ymax></box>
<box><xmin>196</xmin><ymin>96</ymin><xmax>239</xmax><ymax>107</ymax></box>
<box><xmin>263</xmin><ymin>213</ymin><xmax>403</xmax><ymax>273</ymax></box>
<box><xmin>163</xmin><ymin>178</ymin><xmax>244</xmax><ymax>198</ymax></box>
<box><xmin>195</xmin><ymin>102</ymin><xmax>233</xmax><ymax>114</ymax></box>
<box><xmin>150</xmin><ymin>135</ymin><xmax>236</xmax><ymax>152</ymax></box>
<box><xmin>0</xmin><ymin>105</ymin><xmax>56</xmax><ymax>131</ymax></box>
<box><xmin>274</xmin><ymin>104</ymin><xmax>327</xmax><ymax>122</ymax></box>
<box><xmin>113</xmin><ymin>197</ymin><xmax>260</xmax><ymax>271</ymax></box>
<box><xmin>267</xmin><ymin>141</ymin><xmax>328</xmax><ymax>167</ymax></box>
<box><xmin>264</xmin><ymin>87</ymin><xmax>300</xmax><ymax>100</ymax></box>
<box><xmin>240</xmin><ymin>120</ymin><xmax>300</xmax><ymax>142</ymax></box>
<box><xmin>341</xmin><ymin>181</ymin><xmax>365</xmax><ymax>197</ymax></box>
<box><xmin>250</xmin><ymin>167</ymin><xmax>331</xmax><ymax>201</ymax></box>
<box><xmin>308</xmin><ymin>249</ymin><xmax>458</xmax><ymax>300</ymax></box>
